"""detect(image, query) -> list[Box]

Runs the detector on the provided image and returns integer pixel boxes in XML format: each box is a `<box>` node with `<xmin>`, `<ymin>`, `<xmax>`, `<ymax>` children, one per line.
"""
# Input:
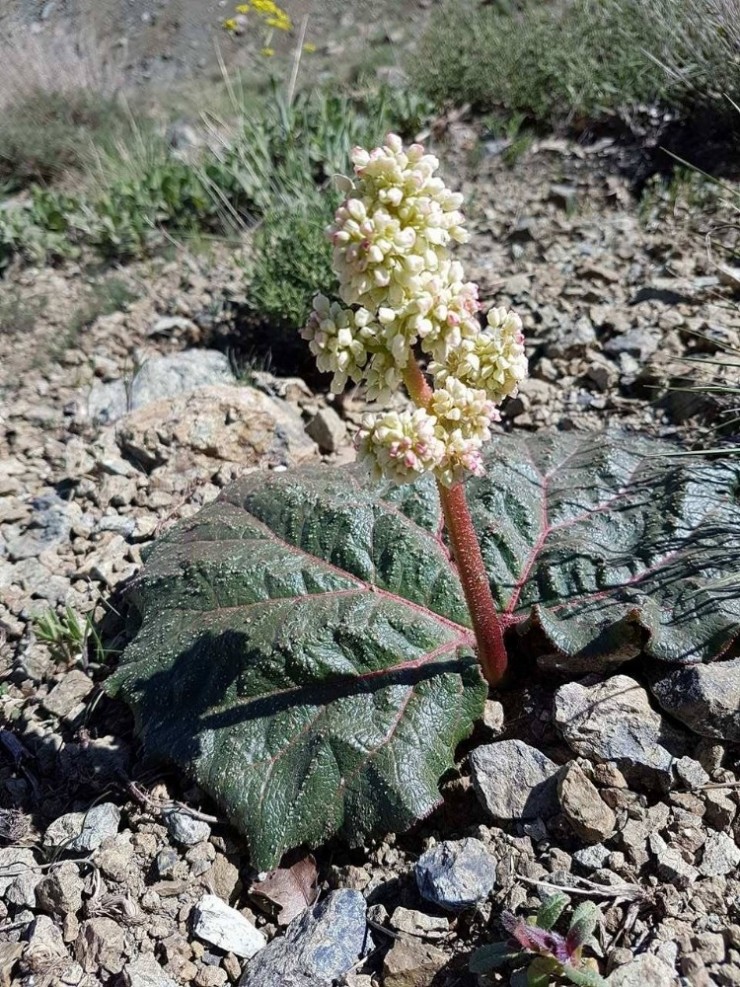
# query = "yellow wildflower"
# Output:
<box><xmin>235</xmin><ymin>3</ymin><xmax>250</xmax><ymax>12</ymax></box>
<box><xmin>223</xmin><ymin>17</ymin><xmax>238</xmax><ymax>30</ymax></box>
<box><xmin>303</xmin><ymin>42</ymin><xmax>317</xmax><ymax>53</ymax></box>
<box><xmin>266</xmin><ymin>12</ymin><xmax>292</xmax><ymax>30</ymax></box>
<box><xmin>261</xmin><ymin>46</ymin><xmax>275</xmax><ymax>56</ymax></box>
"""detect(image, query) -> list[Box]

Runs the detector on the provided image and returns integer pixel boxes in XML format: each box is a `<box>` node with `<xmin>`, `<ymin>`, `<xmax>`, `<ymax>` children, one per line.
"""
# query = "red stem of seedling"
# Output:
<box><xmin>402</xmin><ymin>358</ymin><xmax>509</xmax><ymax>687</ymax></box>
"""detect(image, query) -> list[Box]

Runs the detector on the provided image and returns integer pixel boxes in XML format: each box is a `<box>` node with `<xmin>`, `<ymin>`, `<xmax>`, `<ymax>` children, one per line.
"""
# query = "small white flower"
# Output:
<box><xmin>357</xmin><ymin>408</ymin><xmax>445</xmax><ymax>484</ymax></box>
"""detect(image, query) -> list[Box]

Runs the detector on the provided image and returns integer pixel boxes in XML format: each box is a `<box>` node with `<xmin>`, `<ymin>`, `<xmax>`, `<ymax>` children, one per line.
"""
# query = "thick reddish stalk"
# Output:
<box><xmin>402</xmin><ymin>359</ymin><xmax>508</xmax><ymax>686</ymax></box>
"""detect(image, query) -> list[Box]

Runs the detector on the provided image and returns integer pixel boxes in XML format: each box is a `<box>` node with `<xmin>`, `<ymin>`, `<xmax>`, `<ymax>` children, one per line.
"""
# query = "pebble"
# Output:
<box><xmin>389</xmin><ymin>907</ymin><xmax>449</xmax><ymax>939</ymax></box>
<box><xmin>557</xmin><ymin>761</ymin><xmax>616</xmax><ymax>842</ymax></box>
<box><xmin>572</xmin><ymin>844</ymin><xmax>610</xmax><ymax>871</ymax></box>
<box><xmin>192</xmin><ymin>894</ymin><xmax>266</xmax><ymax>959</ymax></box>
<box><xmin>42</xmin><ymin>669</ymin><xmax>94</xmax><ymax>719</ymax></box>
<box><xmin>649</xmin><ymin>659</ymin><xmax>740</xmax><ymax>741</ymax></box>
<box><xmin>76</xmin><ymin>917</ymin><xmax>127</xmax><ymax>974</ymax></box>
<box><xmin>238</xmin><ymin>890</ymin><xmax>367</xmax><ymax>986</ymax></box>
<box><xmin>163</xmin><ymin>808</ymin><xmax>212</xmax><ymax>846</ymax></box>
<box><xmin>673</xmin><ymin>756</ymin><xmax>710</xmax><ymax>790</ymax></box>
<box><xmin>43</xmin><ymin>803</ymin><xmax>121</xmax><ymax>852</ymax></box>
<box><xmin>23</xmin><ymin>915</ymin><xmax>68</xmax><ymax>972</ymax></box>
<box><xmin>382</xmin><ymin>936</ymin><xmax>448</xmax><ymax>987</ymax></box>
<box><xmin>607</xmin><ymin>953</ymin><xmax>678</xmax><ymax>986</ymax></box>
<box><xmin>305</xmin><ymin>407</ymin><xmax>347</xmax><ymax>453</ymax></box>
<box><xmin>36</xmin><ymin>861</ymin><xmax>84</xmax><ymax>916</ymax></box>
<box><xmin>470</xmin><ymin>739</ymin><xmax>561</xmax><ymax>819</ymax></box>
<box><xmin>699</xmin><ymin>831</ymin><xmax>740</xmax><ymax>877</ymax></box>
<box><xmin>415</xmin><ymin>838</ymin><xmax>496</xmax><ymax>911</ymax></box>
<box><xmin>125</xmin><ymin>955</ymin><xmax>180</xmax><ymax>987</ymax></box>
<box><xmin>648</xmin><ymin>833</ymin><xmax>699</xmax><ymax>888</ymax></box>
<box><xmin>0</xmin><ymin>847</ymin><xmax>37</xmax><ymax>895</ymax></box>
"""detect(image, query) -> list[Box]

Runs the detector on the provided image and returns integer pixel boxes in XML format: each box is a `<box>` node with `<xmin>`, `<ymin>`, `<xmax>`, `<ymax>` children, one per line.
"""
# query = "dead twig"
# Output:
<box><xmin>516</xmin><ymin>874</ymin><xmax>647</xmax><ymax>903</ymax></box>
<box><xmin>127</xmin><ymin>781</ymin><xmax>220</xmax><ymax>824</ymax></box>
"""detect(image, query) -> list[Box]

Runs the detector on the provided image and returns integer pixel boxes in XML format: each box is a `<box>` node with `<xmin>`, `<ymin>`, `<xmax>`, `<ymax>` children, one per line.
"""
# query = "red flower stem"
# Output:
<box><xmin>402</xmin><ymin>358</ymin><xmax>508</xmax><ymax>686</ymax></box>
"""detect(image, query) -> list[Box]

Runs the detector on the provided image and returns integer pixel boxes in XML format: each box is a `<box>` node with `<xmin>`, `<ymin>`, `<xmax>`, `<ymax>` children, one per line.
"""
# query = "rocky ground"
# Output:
<box><xmin>1</xmin><ymin>123</ymin><xmax>740</xmax><ymax>987</ymax></box>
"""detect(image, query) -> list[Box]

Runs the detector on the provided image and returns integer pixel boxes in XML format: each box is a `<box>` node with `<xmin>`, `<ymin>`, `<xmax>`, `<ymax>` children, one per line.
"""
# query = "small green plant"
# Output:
<box><xmin>33</xmin><ymin>607</ymin><xmax>107</xmax><ymax>667</ymax></box>
<box><xmin>470</xmin><ymin>895</ymin><xmax>606</xmax><ymax>986</ymax></box>
<box><xmin>411</xmin><ymin>0</ymin><xmax>740</xmax><ymax>131</ymax></box>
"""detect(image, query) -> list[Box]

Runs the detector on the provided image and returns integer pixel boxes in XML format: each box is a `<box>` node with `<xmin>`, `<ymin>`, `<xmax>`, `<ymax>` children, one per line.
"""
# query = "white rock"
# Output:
<box><xmin>193</xmin><ymin>894</ymin><xmax>266</xmax><ymax>959</ymax></box>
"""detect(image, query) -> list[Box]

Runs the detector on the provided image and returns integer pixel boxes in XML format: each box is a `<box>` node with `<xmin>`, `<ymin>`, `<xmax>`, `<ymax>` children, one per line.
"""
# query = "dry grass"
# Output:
<box><xmin>0</xmin><ymin>21</ymin><xmax>123</xmax><ymax>110</ymax></box>
<box><xmin>0</xmin><ymin>20</ymin><xmax>126</xmax><ymax>188</ymax></box>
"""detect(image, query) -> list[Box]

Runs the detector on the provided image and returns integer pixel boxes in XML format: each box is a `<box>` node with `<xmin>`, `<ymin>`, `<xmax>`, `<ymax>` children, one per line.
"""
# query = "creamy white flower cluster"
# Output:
<box><xmin>301</xmin><ymin>133</ymin><xmax>527</xmax><ymax>486</ymax></box>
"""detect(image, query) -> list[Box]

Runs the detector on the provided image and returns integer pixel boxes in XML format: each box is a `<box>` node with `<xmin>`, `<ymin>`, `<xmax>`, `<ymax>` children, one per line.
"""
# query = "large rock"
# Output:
<box><xmin>115</xmin><ymin>385</ymin><xmax>317</xmax><ymax>473</ymax></box>
<box><xmin>88</xmin><ymin>350</ymin><xmax>235</xmax><ymax>424</ymax></box>
<box><xmin>554</xmin><ymin>676</ymin><xmax>687</xmax><ymax>785</ymax></box>
<box><xmin>470</xmin><ymin>740</ymin><xmax>561</xmax><ymax>820</ymax></box>
<box><xmin>648</xmin><ymin>659</ymin><xmax>740</xmax><ymax>741</ymax></box>
<box><xmin>238</xmin><ymin>890</ymin><xmax>366</xmax><ymax>986</ymax></box>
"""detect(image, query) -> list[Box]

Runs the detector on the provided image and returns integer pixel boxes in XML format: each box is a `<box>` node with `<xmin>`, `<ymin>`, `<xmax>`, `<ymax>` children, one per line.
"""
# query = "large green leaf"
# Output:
<box><xmin>108</xmin><ymin>468</ymin><xmax>485</xmax><ymax>869</ymax></box>
<box><xmin>108</xmin><ymin>432</ymin><xmax>740</xmax><ymax>866</ymax></box>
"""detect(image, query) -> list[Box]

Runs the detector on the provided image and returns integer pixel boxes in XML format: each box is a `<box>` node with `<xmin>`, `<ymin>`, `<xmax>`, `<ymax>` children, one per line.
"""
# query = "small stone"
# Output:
<box><xmin>305</xmin><ymin>408</ymin><xmax>347</xmax><ymax>453</ymax></box>
<box><xmin>554</xmin><ymin>675</ymin><xmax>685</xmax><ymax>784</ymax></box>
<box><xmin>42</xmin><ymin>670</ymin><xmax>94</xmax><ymax>719</ymax></box>
<box><xmin>238</xmin><ymin>890</ymin><xmax>367</xmax><ymax>986</ymax></box>
<box><xmin>6</xmin><ymin>865</ymin><xmax>42</xmax><ymax>909</ymax></box>
<box><xmin>382</xmin><ymin>937</ymin><xmax>448</xmax><ymax>987</ymax></box>
<box><xmin>607</xmin><ymin>953</ymin><xmax>678</xmax><ymax>986</ymax></box>
<box><xmin>155</xmin><ymin>848</ymin><xmax>181</xmax><ymax>879</ymax></box>
<box><xmin>558</xmin><ymin>761</ymin><xmax>616</xmax><ymax>843</ymax></box>
<box><xmin>649</xmin><ymin>659</ymin><xmax>740</xmax><ymax>741</ymax></box>
<box><xmin>193</xmin><ymin>894</ymin><xmax>266</xmax><ymax>959</ymax></box>
<box><xmin>76</xmin><ymin>917</ymin><xmax>126</xmax><ymax>974</ymax></box>
<box><xmin>0</xmin><ymin>847</ymin><xmax>37</xmax><ymax>895</ymax></box>
<box><xmin>36</xmin><ymin>861</ymin><xmax>84</xmax><ymax>916</ymax></box>
<box><xmin>23</xmin><ymin>915</ymin><xmax>68</xmax><ymax>974</ymax></box>
<box><xmin>163</xmin><ymin>809</ymin><xmax>212</xmax><ymax>846</ymax></box>
<box><xmin>125</xmin><ymin>955</ymin><xmax>180</xmax><ymax>987</ymax></box>
<box><xmin>470</xmin><ymin>740</ymin><xmax>561</xmax><ymax>820</ymax></box>
<box><xmin>205</xmin><ymin>854</ymin><xmax>240</xmax><ymax>900</ymax></box>
<box><xmin>699</xmin><ymin>831</ymin><xmax>740</xmax><ymax>877</ymax></box>
<box><xmin>482</xmin><ymin>700</ymin><xmax>505</xmax><ymax>736</ymax></box>
<box><xmin>692</xmin><ymin>932</ymin><xmax>726</xmax><ymax>965</ymax></box>
<box><xmin>94</xmin><ymin>835</ymin><xmax>136</xmax><ymax>884</ymax></box>
<box><xmin>703</xmin><ymin>790</ymin><xmax>736</xmax><ymax>830</ymax></box>
<box><xmin>389</xmin><ymin>907</ymin><xmax>449</xmax><ymax>939</ymax></box>
<box><xmin>648</xmin><ymin>833</ymin><xmax>699</xmax><ymax>888</ymax></box>
<box><xmin>674</xmin><ymin>756</ymin><xmax>710</xmax><ymax>790</ymax></box>
<box><xmin>572</xmin><ymin>845</ymin><xmax>610</xmax><ymax>871</ymax></box>
<box><xmin>44</xmin><ymin>803</ymin><xmax>121</xmax><ymax>852</ymax></box>
<box><xmin>194</xmin><ymin>968</ymin><xmax>228</xmax><ymax>987</ymax></box>
<box><xmin>415</xmin><ymin>838</ymin><xmax>496</xmax><ymax>911</ymax></box>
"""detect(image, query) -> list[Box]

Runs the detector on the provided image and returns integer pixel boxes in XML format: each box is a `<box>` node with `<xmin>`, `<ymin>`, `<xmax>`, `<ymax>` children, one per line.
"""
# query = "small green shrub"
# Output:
<box><xmin>411</xmin><ymin>0</ymin><xmax>664</xmax><ymax>124</ymax></box>
<box><xmin>243</xmin><ymin>198</ymin><xmax>337</xmax><ymax>367</ymax></box>
<box><xmin>411</xmin><ymin>0</ymin><xmax>740</xmax><ymax>128</ymax></box>
<box><xmin>0</xmin><ymin>89</ymin><xmax>126</xmax><ymax>189</ymax></box>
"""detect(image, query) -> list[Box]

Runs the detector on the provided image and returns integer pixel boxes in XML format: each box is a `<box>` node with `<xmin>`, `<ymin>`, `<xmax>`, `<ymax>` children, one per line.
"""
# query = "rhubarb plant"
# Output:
<box><xmin>108</xmin><ymin>137</ymin><xmax>740</xmax><ymax>869</ymax></box>
<box><xmin>470</xmin><ymin>894</ymin><xmax>607</xmax><ymax>986</ymax></box>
